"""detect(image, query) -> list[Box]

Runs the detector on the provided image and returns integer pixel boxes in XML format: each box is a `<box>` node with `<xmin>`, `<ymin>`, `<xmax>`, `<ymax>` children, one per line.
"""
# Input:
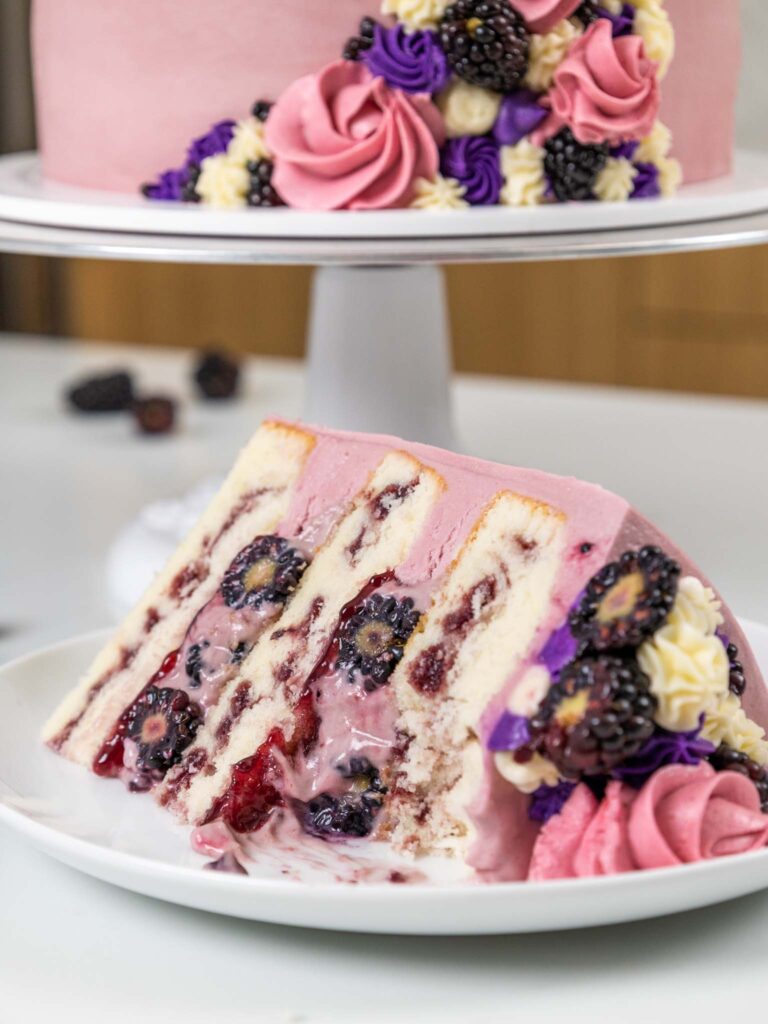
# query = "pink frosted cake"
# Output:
<box><xmin>45</xmin><ymin>421</ymin><xmax>768</xmax><ymax>881</ymax></box>
<box><xmin>32</xmin><ymin>1</ymin><xmax>740</xmax><ymax>211</ymax></box>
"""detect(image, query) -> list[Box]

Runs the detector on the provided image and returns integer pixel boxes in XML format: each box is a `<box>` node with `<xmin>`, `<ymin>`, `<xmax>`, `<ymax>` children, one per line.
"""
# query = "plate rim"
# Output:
<box><xmin>3</xmin><ymin>623</ymin><xmax>768</xmax><ymax>908</ymax></box>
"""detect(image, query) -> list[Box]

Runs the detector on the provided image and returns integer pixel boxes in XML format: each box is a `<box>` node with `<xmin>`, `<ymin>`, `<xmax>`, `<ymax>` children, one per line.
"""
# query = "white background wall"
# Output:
<box><xmin>737</xmin><ymin>0</ymin><xmax>767</xmax><ymax>149</ymax></box>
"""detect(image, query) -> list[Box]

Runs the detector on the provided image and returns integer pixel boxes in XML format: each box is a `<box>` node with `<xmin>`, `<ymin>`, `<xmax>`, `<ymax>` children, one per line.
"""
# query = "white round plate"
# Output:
<box><xmin>1</xmin><ymin>151</ymin><xmax>768</xmax><ymax>240</ymax></box>
<box><xmin>3</xmin><ymin>624</ymin><xmax>768</xmax><ymax>935</ymax></box>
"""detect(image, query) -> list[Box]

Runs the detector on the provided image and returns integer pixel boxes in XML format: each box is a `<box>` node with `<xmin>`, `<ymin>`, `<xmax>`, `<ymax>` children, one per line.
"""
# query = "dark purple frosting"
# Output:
<box><xmin>538</xmin><ymin>620</ymin><xmax>578</xmax><ymax>677</ymax></box>
<box><xmin>487</xmin><ymin>712</ymin><xmax>531</xmax><ymax>752</ymax></box>
<box><xmin>631</xmin><ymin>161</ymin><xmax>661</xmax><ymax>199</ymax></box>
<box><xmin>599</xmin><ymin>3</ymin><xmax>635</xmax><ymax>37</ymax></box>
<box><xmin>142</xmin><ymin>167</ymin><xmax>188</xmax><ymax>202</ymax></box>
<box><xmin>186</xmin><ymin>119</ymin><xmax>237</xmax><ymax>167</ymax></box>
<box><xmin>613</xmin><ymin>723</ymin><xmax>715</xmax><ymax>786</ymax></box>
<box><xmin>493</xmin><ymin>90</ymin><xmax>548</xmax><ymax>147</ymax></box>
<box><xmin>440</xmin><ymin>135</ymin><xmax>503</xmax><ymax>206</ymax></box>
<box><xmin>529</xmin><ymin>781</ymin><xmax>577</xmax><ymax>823</ymax></box>
<box><xmin>363</xmin><ymin>24</ymin><xmax>451</xmax><ymax>94</ymax></box>
<box><xmin>611</xmin><ymin>140</ymin><xmax>639</xmax><ymax>161</ymax></box>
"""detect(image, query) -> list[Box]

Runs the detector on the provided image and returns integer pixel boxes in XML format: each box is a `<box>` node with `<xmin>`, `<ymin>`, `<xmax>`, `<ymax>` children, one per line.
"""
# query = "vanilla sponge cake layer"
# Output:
<box><xmin>387</xmin><ymin>492</ymin><xmax>566</xmax><ymax>859</ymax></box>
<box><xmin>158</xmin><ymin>450</ymin><xmax>445</xmax><ymax>823</ymax></box>
<box><xmin>43</xmin><ymin>421</ymin><xmax>315</xmax><ymax>767</ymax></box>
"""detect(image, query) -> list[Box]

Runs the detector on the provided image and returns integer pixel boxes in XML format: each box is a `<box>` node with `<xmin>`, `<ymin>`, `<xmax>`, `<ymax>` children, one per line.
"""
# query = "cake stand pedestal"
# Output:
<box><xmin>1</xmin><ymin>152</ymin><xmax>768</xmax><ymax>446</ymax></box>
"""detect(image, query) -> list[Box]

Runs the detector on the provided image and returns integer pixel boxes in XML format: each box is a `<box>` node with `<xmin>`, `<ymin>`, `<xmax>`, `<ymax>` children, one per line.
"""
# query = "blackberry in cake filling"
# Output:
<box><xmin>569</xmin><ymin>546</ymin><xmax>680</xmax><ymax>651</ymax></box>
<box><xmin>336</xmin><ymin>593</ymin><xmax>420</xmax><ymax>690</ymax></box>
<box><xmin>222</xmin><ymin>535</ymin><xmax>307</xmax><ymax>609</ymax></box>
<box><xmin>528</xmin><ymin>654</ymin><xmax>657</xmax><ymax>779</ymax></box>
<box><xmin>125</xmin><ymin>686</ymin><xmax>203</xmax><ymax>776</ymax></box>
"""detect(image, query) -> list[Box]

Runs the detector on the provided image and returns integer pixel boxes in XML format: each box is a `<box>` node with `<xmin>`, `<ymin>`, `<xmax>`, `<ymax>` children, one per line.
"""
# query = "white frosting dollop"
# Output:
<box><xmin>635</xmin><ymin>120</ymin><xmax>673</xmax><ymax>163</ymax></box>
<box><xmin>633</xmin><ymin>0</ymin><xmax>675</xmax><ymax>79</ymax></box>
<box><xmin>638</xmin><ymin>619</ymin><xmax>729</xmax><ymax>733</ymax></box>
<box><xmin>411</xmin><ymin>174</ymin><xmax>469</xmax><ymax>210</ymax></box>
<box><xmin>196</xmin><ymin>153</ymin><xmax>250</xmax><ymax>208</ymax></box>
<box><xmin>667</xmin><ymin>576</ymin><xmax>724</xmax><ymax>636</ymax></box>
<box><xmin>702</xmin><ymin>693</ymin><xmax>768</xmax><ymax>765</ymax></box>
<box><xmin>525</xmin><ymin>19</ymin><xmax>582</xmax><ymax>92</ymax></box>
<box><xmin>381</xmin><ymin>0</ymin><xmax>450</xmax><ymax>30</ymax></box>
<box><xmin>437</xmin><ymin>79</ymin><xmax>502</xmax><ymax>138</ymax></box>
<box><xmin>600</xmin><ymin>0</ymin><xmax>624</xmax><ymax>12</ymax></box>
<box><xmin>656</xmin><ymin>155</ymin><xmax>682</xmax><ymax>197</ymax></box>
<box><xmin>594</xmin><ymin>157</ymin><xmax>637</xmax><ymax>202</ymax></box>
<box><xmin>500</xmin><ymin>140</ymin><xmax>547</xmax><ymax>207</ymax></box>
<box><xmin>495</xmin><ymin>750</ymin><xmax>560</xmax><ymax>794</ymax></box>
<box><xmin>227</xmin><ymin>116</ymin><xmax>270</xmax><ymax>165</ymax></box>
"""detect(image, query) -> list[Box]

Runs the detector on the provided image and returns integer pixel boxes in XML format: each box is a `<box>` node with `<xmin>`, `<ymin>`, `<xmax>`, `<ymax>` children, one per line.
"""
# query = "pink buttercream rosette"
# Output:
<box><xmin>265</xmin><ymin>60</ymin><xmax>445</xmax><ymax>211</ymax></box>
<box><xmin>534</xmin><ymin>19</ymin><xmax>660</xmax><ymax>147</ymax></box>
<box><xmin>512</xmin><ymin>0</ymin><xmax>582</xmax><ymax>34</ymax></box>
<box><xmin>529</xmin><ymin>763</ymin><xmax>768</xmax><ymax>880</ymax></box>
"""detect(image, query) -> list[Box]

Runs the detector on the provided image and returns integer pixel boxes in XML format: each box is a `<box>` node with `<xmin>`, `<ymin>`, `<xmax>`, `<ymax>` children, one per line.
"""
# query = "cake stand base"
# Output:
<box><xmin>306</xmin><ymin>264</ymin><xmax>454</xmax><ymax>447</ymax></box>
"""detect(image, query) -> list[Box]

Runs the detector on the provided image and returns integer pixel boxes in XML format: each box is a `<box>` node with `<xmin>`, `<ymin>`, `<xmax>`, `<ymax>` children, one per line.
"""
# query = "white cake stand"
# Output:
<box><xmin>2</xmin><ymin>150</ymin><xmax>768</xmax><ymax>446</ymax></box>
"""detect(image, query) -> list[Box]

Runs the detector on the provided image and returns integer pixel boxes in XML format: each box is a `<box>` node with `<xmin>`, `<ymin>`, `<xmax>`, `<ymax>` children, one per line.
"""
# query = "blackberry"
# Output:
<box><xmin>221</xmin><ymin>535</ymin><xmax>308</xmax><ymax>610</ymax></box>
<box><xmin>439</xmin><ymin>0</ymin><xmax>529</xmax><ymax>93</ymax></box>
<box><xmin>185</xmin><ymin>641</ymin><xmax>209</xmax><ymax>688</ymax></box>
<box><xmin>529</xmin><ymin>655</ymin><xmax>657</xmax><ymax>779</ymax></box>
<box><xmin>193</xmin><ymin>350</ymin><xmax>240</xmax><ymax>400</ymax></box>
<box><xmin>231</xmin><ymin>641</ymin><xmax>249</xmax><ymax>665</ymax></box>
<box><xmin>336</xmin><ymin>593</ymin><xmax>421</xmax><ymax>689</ymax></box>
<box><xmin>710</xmin><ymin>743</ymin><xmax>768</xmax><ymax>811</ymax></box>
<box><xmin>337</xmin><ymin>756</ymin><xmax>388</xmax><ymax>795</ymax></box>
<box><xmin>726</xmin><ymin>642</ymin><xmax>747</xmax><ymax>697</ymax></box>
<box><xmin>297</xmin><ymin>792</ymin><xmax>381</xmax><ymax>840</ymax></box>
<box><xmin>132</xmin><ymin>395</ymin><xmax>176</xmax><ymax>435</ymax></box>
<box><xmin>67</xmin><ymin>371</ymin><xmax>134</xmax><ymax>413</ymax></box>
<box><xmin>125</xmin><ymin>685</ymin><xmax>203</xmax><ymax>775</ymax></box>
<box><xmin>342</xmin><ymin>16</ymin><xmax>377</xmax><ymax>61</ymax></box>
<box><xmin>573</xmin><ymin>1</ymin><xmax>600</xmax><ymax>26</ymax></box>
<box><xmin>246</xmin><ymin>160</ymin><xmax>283</xmax><ymax>208</ymax></box>
<box><xmin>251</xmin><ymin>99</ymin><xmax>273</xmax><ymax>123</ymax></box>
<box><xmin>543</xmin><ymin>127</ymin><xmax>609</xmax><ymax>202</ymax></box>
<box><xmin>569</xmin><ymin>546</ymin><xmax>681</xmax><ymax>652</ymax></box>
<box><xmin>182</xmin><ymin>163</ymin><xmax>202</xmax><ymax>203</ymax></box>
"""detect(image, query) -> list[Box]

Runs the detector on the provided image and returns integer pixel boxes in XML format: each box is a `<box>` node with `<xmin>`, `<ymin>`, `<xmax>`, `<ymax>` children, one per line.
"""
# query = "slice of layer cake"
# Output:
<box><xmin>46</xmin><ymin>422</ymin><xmax>768</xmax><ymax>882</ymax></box>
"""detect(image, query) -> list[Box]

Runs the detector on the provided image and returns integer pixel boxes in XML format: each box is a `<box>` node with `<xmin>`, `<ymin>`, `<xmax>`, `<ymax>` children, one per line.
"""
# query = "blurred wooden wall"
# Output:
<box><xmin>3</xmin><ymin>246</ymin><xmax>764</xmax><ymax>398</ymax></box>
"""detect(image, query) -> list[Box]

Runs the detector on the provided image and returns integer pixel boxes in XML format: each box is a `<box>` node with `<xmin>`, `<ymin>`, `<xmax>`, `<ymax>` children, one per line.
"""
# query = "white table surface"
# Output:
<box><xmin>2</xmin><ymin>334</ymin><xmax>768</xmax><ymax>1022</ymax></box>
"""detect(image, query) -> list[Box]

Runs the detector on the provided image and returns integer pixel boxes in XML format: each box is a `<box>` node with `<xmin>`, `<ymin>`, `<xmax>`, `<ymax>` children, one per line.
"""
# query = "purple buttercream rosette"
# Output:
<box><xmin>493</xmin><ymin>90</ymin><xmax>548</xmax><ymax>147</ymax></box>
<box><xmin>487</xmin><ymin>712</ymin><xmax>531</xmax><ymax>752</ymax></box>
<box><xmin>363</xmin><ymin>24</ymin><xmax>451</xmax><ymax>94</ymax></box>
<box><xmin>599</xmin><ymin>3</ymin><xmax>636</xmax><ymax>37</ymax></box>
<box><xmin>613</xmin><ymin>723</ymin><xmax>715</xmax><ymax>787</ymax></box>
<box><xmin>529</xmin><ymin>781</ymin><xmax>576</xmax><ymax>823</ymax></box>
<box><xmin>538</xmin><ymin>620</ymin><xmax>578</xmax><ymax>677</ymax></box>
<box><xmin>440</xmin><ymin>135</ymin><xmax>503</xmax><ymax>206</ymax></box>
<box><xmin>631</xmin><ymin>162</ymin><xmax>661</xmax><ymax>199</ymax></box>
<box><xmin>142</xmin><ymin>167</ymin><xmax>188</xmax><ymax>202</ymax></box>
<box><xmin>186</xmin><ymin>119</ymin><xmax>237</xmax><ymax>167</ymax></box>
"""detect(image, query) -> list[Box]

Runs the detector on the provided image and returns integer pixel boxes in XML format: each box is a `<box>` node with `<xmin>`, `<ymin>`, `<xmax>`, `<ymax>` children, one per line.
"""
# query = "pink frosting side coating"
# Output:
<box><xmin>547</xmin><ymin>19</ymin><xmax>660</xmax><ymax>146</ymax></box>
<box><xmin>266</xmin><ymin>61</ymin><xmax>444</xmax><ymax>211</ymax></box>
<box><xmin>32</xmin><ymin>0</ymin><xmax>740</xmax><ymax>191</ymax></box>
<box><xmin>512</xmin><ymin>0</ymin><xmax>581</xmax><ymax>34</ymax></box>
<box><xmin>529</xmin><ymin>765</ymin><xmax>768</xmax><ymax>880</ymax></box>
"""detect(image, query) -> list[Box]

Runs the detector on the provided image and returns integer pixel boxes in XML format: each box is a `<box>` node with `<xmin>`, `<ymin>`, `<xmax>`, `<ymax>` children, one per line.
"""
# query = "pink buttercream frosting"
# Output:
<box><xmin>542</xmin><ymin>19</ymin><xmax>660</xmax><ymax>146</ymax></box>
<box><xmin>512</xmin><ymin>0</ymin><xmax>582</xmax><ymax>34</ymax></box>
<box><xmin>529</xmin><ymin>764</ymin><xmax>768</xmax><ymax>880</ymax></box>
<box><xmin>265</xmin><ymin>60</ymin><xmax>445</xmax><ymax>211</ymax></box>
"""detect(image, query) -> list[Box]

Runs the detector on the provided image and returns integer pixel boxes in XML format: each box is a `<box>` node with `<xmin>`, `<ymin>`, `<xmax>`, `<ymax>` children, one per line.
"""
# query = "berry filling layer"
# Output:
<box><xmin>206</xmin><ymin>582</ymin><xmax>422</xmax><ymax>842</ymax></box>
<box><xmin>93</xmin><ymin>534</ymin><xmax>309</xmax><ymax>788</ymax></box>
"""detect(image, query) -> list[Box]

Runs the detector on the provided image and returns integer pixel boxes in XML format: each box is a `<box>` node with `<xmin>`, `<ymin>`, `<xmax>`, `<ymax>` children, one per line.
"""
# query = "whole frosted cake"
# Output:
<box><xmin>32</xmin><ymin>0</ymin><xmax>741</xmax><ymax>211</ymax></box>
<box><xmin>45</xmin><ymin>421</ymin><xmax>768</xmax><ymax>881</ymax></box>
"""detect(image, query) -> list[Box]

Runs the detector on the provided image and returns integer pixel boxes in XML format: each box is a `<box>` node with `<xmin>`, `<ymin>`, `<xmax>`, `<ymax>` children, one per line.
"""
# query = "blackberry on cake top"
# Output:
<box><xmin>439</xmin><ymin>0</ymin><xmax>530</xmax><ymax>93</ymax></box>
